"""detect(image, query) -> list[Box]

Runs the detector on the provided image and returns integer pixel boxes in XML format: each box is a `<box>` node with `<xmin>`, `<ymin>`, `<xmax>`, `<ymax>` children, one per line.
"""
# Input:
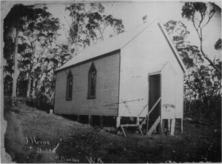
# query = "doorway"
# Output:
<box><xmin>148</xmin><ymin>74</ymin><xmax>161</xmax><ymax>132</ymax></box>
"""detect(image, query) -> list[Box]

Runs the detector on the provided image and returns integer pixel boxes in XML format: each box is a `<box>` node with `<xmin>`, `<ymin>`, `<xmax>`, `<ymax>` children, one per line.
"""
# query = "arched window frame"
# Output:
<box><xmin>66</xmin><ymin>70</ymin><xmax>73</xmax><ymax>101</ymax></box>
<box><xmin>88</xmin><ymin>62</ymin><xmax>97</xmax><ymax>99</ymax></box>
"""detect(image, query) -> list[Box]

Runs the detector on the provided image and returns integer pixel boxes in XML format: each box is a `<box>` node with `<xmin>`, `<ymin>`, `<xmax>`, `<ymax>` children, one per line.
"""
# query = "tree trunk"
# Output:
<box><xmin>12</xmin><ymin>19</ymin><xmax>19</xmax><ymax>105</ymax></box>
<box><xmin>200</xmin><ymin>48</ymin><xmax>221</xmax><ymax>75</ymax></box>
<box><xmin>31</xmin><ymin>78</ymin><xmax>37</xmax><ymax>99</ymax></box>
<box><xmin>26</xmin><ymin>72</ymin><xmax>31</xmax><ymax>99</ymax></box>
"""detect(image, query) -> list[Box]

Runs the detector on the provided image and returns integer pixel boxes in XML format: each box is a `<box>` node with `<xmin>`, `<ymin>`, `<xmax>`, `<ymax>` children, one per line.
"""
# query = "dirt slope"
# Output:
<box><xmin>3</xmin><ymin>100</ymin><xmax>221</xmax><ymax>163</ymax></box>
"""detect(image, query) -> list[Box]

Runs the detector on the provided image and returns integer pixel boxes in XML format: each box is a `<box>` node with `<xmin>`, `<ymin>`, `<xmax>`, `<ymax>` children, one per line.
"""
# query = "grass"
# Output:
<box><xmin>3</xmin><ymin>98</ymin><xmax>221</xmax><ymax>163</ymax></box>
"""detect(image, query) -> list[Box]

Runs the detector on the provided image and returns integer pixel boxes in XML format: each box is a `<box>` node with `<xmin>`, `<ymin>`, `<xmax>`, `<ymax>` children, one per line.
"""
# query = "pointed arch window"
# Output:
<box><xmin>66</xmin><ymin>70</ymin><xmax>73</xmax><ymax>101</ymax></box>
<box><xmin>88</xmin><ymin>62</ymin><xmax>97</xmax><ymax>99</ymax></box>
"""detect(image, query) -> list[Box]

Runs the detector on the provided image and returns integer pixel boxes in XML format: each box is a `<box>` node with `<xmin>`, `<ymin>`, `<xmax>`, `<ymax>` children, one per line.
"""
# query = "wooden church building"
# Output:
<box><xmin>54</xmin><ymin>19</ymin><xmax>186</xmax><ymax>136</ymax></box>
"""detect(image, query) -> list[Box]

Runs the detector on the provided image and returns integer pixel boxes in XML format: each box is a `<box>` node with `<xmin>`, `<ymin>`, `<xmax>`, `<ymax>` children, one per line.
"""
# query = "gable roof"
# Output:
<box><xmin>56</xmin><ymin>18</ymin><xmax>186</xmax><ymax>73</ymax></box>
<box><xmin>148</xmin><ymin>62</ymin><xmax>177</xmax><ymax>76</ymax></box>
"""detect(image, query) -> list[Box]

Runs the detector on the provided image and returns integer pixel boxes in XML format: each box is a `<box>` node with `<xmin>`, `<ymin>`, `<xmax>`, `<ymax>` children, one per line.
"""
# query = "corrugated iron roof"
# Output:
<box><xmin>56</xmin><ymin>18</ymin><xmax>186</xmax><ymax>73</ymax></box>
<box><xmin>56</xmin><ymin>20</ymin><xmax>153</xmax><ymax>71</ymax></box>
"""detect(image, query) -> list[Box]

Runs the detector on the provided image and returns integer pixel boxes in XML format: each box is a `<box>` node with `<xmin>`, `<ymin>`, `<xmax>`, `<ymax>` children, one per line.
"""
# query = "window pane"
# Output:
<box><xmin>67</xmin><ymin>77</ymin><xmax>72</xmax><ymax>99</ymax></box>
<box><xmin>88</xmin><ymin>63</ymin><xmax>96</xmax><ymax>98</ymax></box>
<box><xmin>90</xmin><ymin>72</ymin><xmax>96</xmax><ymax>96</ymax></box>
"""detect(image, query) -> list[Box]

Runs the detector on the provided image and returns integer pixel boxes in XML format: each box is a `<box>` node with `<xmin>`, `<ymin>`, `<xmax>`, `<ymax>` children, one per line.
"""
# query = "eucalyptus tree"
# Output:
<box><xmin>65</xmin><ymin>3</ymin><xmax>124</xmax><ymax>55</ymax></box>
<box><xmin>164</xmin><ymin>20</ymin><xmax>204</xmax><ymax>69</ymax></box>
<box><xmin>4</xmin><ymin>4</ymin><xmax>34</xmax><ymax>102</ymax></box>
<box><xmin>180</xmin><ymin>2</ymin><xmax>221</xmax><ymax>116</ymax></box>
<box><xmin>17</xmin><ymin>7</ymin><xmax>60</xmax><ymax>99</ymax></box>
<box><xmin>181</xmin><ymin>2</ymin><xmax>221</xmax><ymax>74</ymax></box>
<box><xmin>4</xmin><ymin>4</ymin><xmax>60</xmax><ymax>101</ymax></box>
<box><xmin>3</xmin><ymin>38</ymin><xmax>14</xmax><ymax>95</ymax></box>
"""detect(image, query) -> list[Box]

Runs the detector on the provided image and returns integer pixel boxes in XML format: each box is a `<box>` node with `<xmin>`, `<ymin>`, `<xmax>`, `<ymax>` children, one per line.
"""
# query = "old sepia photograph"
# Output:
<box><xmin>1</xmin><ymin>0</ymin><xmax>221</xmax><ymax>163</ymax></box>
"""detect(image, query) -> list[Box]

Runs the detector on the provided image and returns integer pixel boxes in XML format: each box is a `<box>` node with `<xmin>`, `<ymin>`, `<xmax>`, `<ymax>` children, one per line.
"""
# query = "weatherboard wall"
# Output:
<box><xmin>119</xmin><ymin>21</ymin><xmax>184</xmax><ymax>118</ymax></box>
<box><xmin>161</xmin><ymin>63</ymin><xmax>176</xmax><ymax>119</ymax></box>
<box><xmin>54</xmin><ymin>51</ymin><xmax>120</xmax><ymax>116</ymax></box>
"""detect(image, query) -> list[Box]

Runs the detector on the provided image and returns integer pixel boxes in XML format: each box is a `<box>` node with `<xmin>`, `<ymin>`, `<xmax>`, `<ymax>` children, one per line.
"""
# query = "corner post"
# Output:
<box><xmin>116</xmin><ymin>116</ymin><xmax>121</xmax><ymax>128</ymax></box>
<box><xmin>181</xmin><ymin>118</ymin><xmax>183</xmax><ymax>133</ymax></box>
<box><xmin>170</xmin><ymin>118</ymin><xmax>175</xmax><ymax>136</ymax></box>
<box><xmin>89</xmin><ymin>115</ymin><xmax>92</xmax><ymax>125</ymax></box>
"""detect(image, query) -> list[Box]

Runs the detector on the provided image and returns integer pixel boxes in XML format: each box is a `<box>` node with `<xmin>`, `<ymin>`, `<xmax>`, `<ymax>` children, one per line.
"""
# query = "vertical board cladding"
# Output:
<box><xmin>54</xmin><ymin>51</ymin><xmax>120</xmax><ymax>116</ymax></box>
<box><xmin>119</xmin><ymin>22</ymin><xmax>184</xmax><ymax>118</ymax></box>
<box><xmin>161</xmin><ymin>63</ymin><xmax>176</xmax><ymax>119</ymax></box>
<box><xmin>175</xmin><ymin>74</ymin><xmax>184</xmax><ymax>118</ymax></box>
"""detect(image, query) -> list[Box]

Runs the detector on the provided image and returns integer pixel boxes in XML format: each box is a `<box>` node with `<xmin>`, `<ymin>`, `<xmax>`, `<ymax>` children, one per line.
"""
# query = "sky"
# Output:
<box><xmin>46</xmin><ymin>2</ymin><xmax>189</xmax><ymax>39</ymax></box>
<box><xmin>44</xmin><ymin>1</ymin><xmax>221</xmax><ymax>61</ymax></box>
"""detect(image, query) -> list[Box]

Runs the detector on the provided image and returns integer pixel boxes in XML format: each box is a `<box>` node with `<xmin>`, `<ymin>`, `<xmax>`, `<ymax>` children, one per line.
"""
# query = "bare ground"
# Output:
<box><xmin>3</xmin><ymin>99</ymin><xmax>221</xmax><ymax>163</ymax></box>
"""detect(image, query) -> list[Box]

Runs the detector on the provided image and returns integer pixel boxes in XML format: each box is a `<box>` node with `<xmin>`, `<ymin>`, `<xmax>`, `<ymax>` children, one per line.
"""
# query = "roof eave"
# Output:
<box><xmin>55</xmin><ymin>49</ymin><xmax>121</xmax><ymax>73</ymax></box>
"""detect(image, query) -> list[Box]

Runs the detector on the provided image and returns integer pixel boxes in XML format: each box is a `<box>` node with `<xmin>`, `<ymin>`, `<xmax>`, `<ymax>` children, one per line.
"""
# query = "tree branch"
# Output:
<box><xmin>54</xmin><ymin>42</ymin><xmax>72</xmax><ymax>55</ymax></box>
<box><xmin>189</xmin><ymin>7</ymin><xmax>221</xmax><ymax>74</ymax></box>
<box><xmin>102</xmin><ymin>24</ymin><xmax>108</xmax><ymax>34</ymax></box>
<box><xmin>192</xmin><ymin>17</ymin><xmax>201</xmax><ymax>39</ymax></box>
<box><xmin>64</xmin><ymin>16</ymin><xmax>75</xmax><ymax>44</ymax></box>
<box><xmin>202</xmin><ymin>11</ymin><xmax>215</xmax><ymax>29</ymax></box>
<box><xmin>200</xmin><ymin>47</ymin><xmax>221</xmax><ymax>74</ymax></box>
<box><xmin>198</xmin><ymin>12</ymin><xmax>205</xmax><ymax>28</ymax></box>
<box><xmin>96</xmin><ymin>27</ymin><xmax>104</xmax><ymax>40</ymax></box>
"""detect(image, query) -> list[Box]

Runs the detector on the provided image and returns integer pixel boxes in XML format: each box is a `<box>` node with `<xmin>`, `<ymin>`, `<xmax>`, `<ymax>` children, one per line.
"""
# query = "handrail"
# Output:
<box><xmin>137</xmin><ymin>103</ymin><xmax>149</xmax><ymax>118</ymax></box>
<box><xmin>148</xmin><ymin>97</ymin><xmax>161</xmax><ymax>116</ymax></box>
<box><xmin>137</xmin><ymin>97</ymin><xmax>161</xmax><ymax>118</ymax></box>
<box><xmin>121</xmin><ymin>97</ymin><xmax>161</xmax><ymax>137</ymax></box>
<box><xmin>139</xmin><ymin>97</ymin><xmax>161</xmax><ymax>126</ymax></box>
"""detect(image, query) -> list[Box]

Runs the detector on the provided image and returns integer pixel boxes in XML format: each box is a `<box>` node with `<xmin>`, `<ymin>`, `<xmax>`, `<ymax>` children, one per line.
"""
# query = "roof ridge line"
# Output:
<box><xmin>75</xmin><ymin>19</ymin><xmax>157</xmax><ymax>55</ymax></box>
<box><xmin>121</xmin><ymin>18</ymin><xmax>160</xmax><ymax>50</ymax></box>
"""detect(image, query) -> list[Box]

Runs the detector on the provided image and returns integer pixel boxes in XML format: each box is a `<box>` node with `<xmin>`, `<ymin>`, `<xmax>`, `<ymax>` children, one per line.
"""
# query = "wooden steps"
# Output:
<box><xmin>140</xmin><ymin>97</ymin><xmax>161</xmax><ymax>125</ymax></box>
<box><xmin>120</xmin><ymin>124</ymin><xmax>138</xmax><ymax>127</ymax></box>
<box><xmin>147</xmin><ymin>116</ymin><xmax>160</xmax><ymax>136</ymax></box>
<box><xmin>120</xmin><ymin>124</ymin><xmax>143</xmax><ymax>137</ymax></box>
<box><xmin>120</xmin><ymin>117</ymin><xmax>160</xmax><ymax>137</ymax></box>
<box><xmin>119</xmin><ymin>97</ymin><xmax>162</xmax><ymax>137</ymax></box>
